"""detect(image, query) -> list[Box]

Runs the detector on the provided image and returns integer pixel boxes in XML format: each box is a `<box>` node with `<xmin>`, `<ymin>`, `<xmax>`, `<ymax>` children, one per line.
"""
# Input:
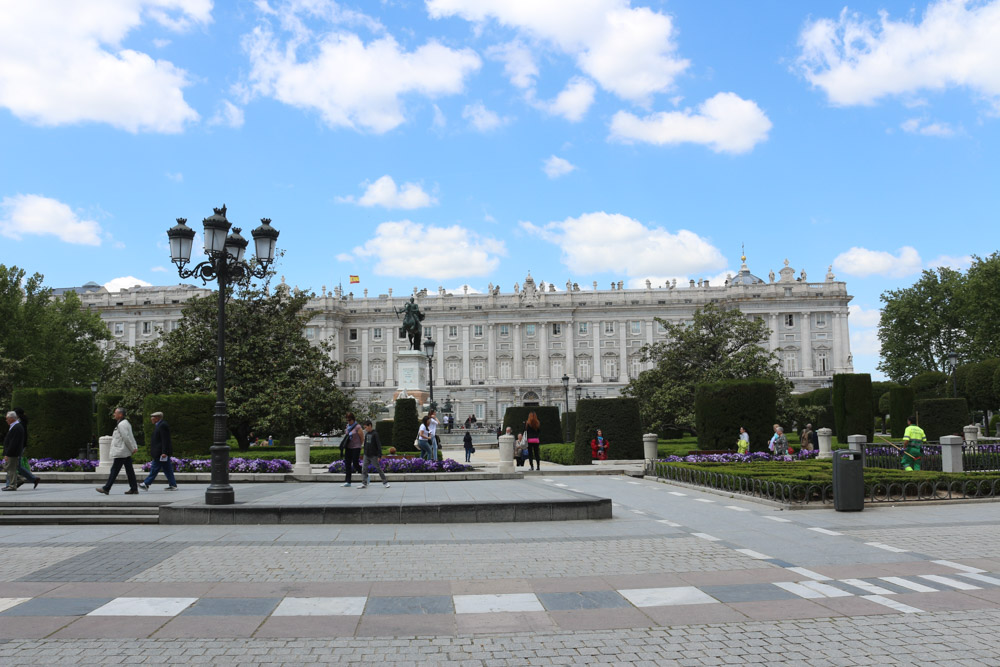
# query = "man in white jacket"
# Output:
<box><xmin>96</xmin><ymin>408</ymin><xmax>139</xmax><ymax>495</ymax></box>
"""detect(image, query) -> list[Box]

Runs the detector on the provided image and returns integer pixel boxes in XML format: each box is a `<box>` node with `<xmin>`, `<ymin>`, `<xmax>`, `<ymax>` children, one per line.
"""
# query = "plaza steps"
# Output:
<box><xmin>0</xmin><ymin>500</ymin><xmax>164</xmax><ymax>525</ymax></box>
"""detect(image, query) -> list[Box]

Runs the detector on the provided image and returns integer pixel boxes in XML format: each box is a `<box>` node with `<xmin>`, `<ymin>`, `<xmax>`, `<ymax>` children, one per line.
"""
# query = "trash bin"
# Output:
<box><xmin>832</xmin><ymin>450</ymin><xmax>864</xmax><ymax>512</ymax></box>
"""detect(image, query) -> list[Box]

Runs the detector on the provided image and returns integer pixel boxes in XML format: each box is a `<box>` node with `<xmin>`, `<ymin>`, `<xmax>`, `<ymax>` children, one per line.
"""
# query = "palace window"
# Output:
<box><xmin>603</xmin><ymin>358</ymin><xmax>618</xmax><ymax>379</ymax></box>
<box><xmin>783</xmin><ymin>352</ymin><xmax>797</xmax><ymax>373</ymax></box>
<box><xmin>372</xmin><ymin>327</ymin><xmax>382</xmax><ymax>340</ymax></box>
<box><xmin>578</xmin><ymin>322</ymin><xmax>588</xmax><ymax>335</ymax></box>
<box><xmin>304</xmin><ymin>327</ymin><xmax>315</xmax><ymax>339</ymax></box>
<box><xmin>630</xmin><ymin>321</ymin><xmax>641</xmax><ymax>335</ymax></box>
<box><xmin>498</xmin><ymin>360</ymin><xmax>511</xmax><ymax>380</ymax></box>
<box><xmin>629</xmin><ymin>357</ymin><xmax>642</xmax><ymax>380</ymax></box>
<box><xmin>816</xmin><ymin>313</ymin><xmax>827</xmax><ymax>327</ymax></box>
<box><xmin>550</xmin><ymin>359</ymin><xmax>563</xmax><ymax>379</ymax></box>
<box><xmin>370</xmin><ymin>362</ymin><xmax>384</xmax><ymax>383</ymax></box>
<box><xmin>524</xmin><ymin>359</ymin><xmax>538</xmax><ymax>379</ymax></box>
<box><xmin>448</xmin><ymin>326</ymin><xmax>458</xmax><ymax>338</ymax></box>
<box><xmin>552</xmin><ymin>323</ymin><xmax>562</xmax><ymax>336</ymax></box>
<box><xmin>656</xmin><ymin>320</ymin><xmax>667</xmax><ymax>334</ymax></box>
<box><xmin>576</xmin><ymin>358</ymin><xmax>591</xmax><ymax>380</ymax></box>
<box><xmin>784</xmin><ymin>314</ymin><xmax>794</xmax><ymax>328</ymax></box>
<box><xmin>446</xmin><ymin>361</ymin><xmax>460</xmax><ymax>382</ymax></box>
<box><xmin>142</xmin><ymin>322</ymin><xmax>152</xmax><ymax>335</ymax></box>
<box><xmin>347</xmin><ymin>363</ymin><xmax>359</xmax><ymax>382</ymax></box>
<box><xmin>604</xmin><ymin>321</ymin><xmax>615</xmax><ymax>335</ymax></box>
<box><xmin>472</xmin><ymin>360</ymin><xmax>485</xmax><ymax>381</ymax></box>
<box><xmin>113</xmin><ymin>323</ymin><xmax>124</xmax><ymax>336</ymax></box>
<box><xmin>499</xmin><ymin>324</ymin><xmax>509</xmax><ymax>336</ymax></box>
<box><xmin>815</xmin><ymin>351</ymin><xmax>829</xmax><ymax>373</ymax></box>
<box><xmin>398</xmin><ymin>327</ymin><xmax>406</xmax><ymax>339</ymax></box>
<box><xmin>473</xmin><ymin>324</ymin><xmax>483</xmax><ymax>337</ymax></box>
<box><xmin>349</xmin><ymin>328</ymin><xmax>358</xmax><ymax>341</ymax></box>
<box><xmin>525</xmin><ymin>324</ymin><xmax>536</xmax><ymax>337</ymax></box>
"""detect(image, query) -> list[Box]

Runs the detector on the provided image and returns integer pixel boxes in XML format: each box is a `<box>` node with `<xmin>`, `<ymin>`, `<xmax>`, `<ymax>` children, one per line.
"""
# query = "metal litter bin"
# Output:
<box><xmin>832</xmin><ymin>450</ymin><xmax>864</xmax><ymax>511</ymax></box>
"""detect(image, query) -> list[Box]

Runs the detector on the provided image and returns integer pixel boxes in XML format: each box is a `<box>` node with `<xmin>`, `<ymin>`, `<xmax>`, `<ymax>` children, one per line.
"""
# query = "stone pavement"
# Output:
<box><xmin>0</xmin><ymin>475</ymin><xmax>999</xmax><ymax>665</ymax></box>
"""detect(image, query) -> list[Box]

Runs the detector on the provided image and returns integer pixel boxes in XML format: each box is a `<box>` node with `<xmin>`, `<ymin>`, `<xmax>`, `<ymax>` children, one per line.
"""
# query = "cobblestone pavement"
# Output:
<box><xmin>0</xmin><ymin>476</ymin><xmax>997</xmax><ymax>665</ymax></box>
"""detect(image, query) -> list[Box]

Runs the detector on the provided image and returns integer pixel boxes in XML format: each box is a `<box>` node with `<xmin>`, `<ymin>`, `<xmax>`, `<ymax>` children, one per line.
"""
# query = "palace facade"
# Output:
<box><xmin>72</xmin><ymin>257</ymin><xmax>853</xmax><ymax>423</ymax></box>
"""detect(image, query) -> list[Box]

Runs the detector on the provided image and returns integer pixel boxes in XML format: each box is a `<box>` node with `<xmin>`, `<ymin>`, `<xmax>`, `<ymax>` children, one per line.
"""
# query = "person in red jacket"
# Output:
<box><xmin>590</xmin><ymin>429</ymin><xmax>610</xmax><ymax>461</ymax></box>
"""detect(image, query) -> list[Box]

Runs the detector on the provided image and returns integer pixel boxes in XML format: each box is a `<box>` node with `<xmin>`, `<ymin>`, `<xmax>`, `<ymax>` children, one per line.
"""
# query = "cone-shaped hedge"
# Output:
<box><xmin>392</xmin><ymin>398</ymin><xmax>419</xmax><ymax>451</ymax></box>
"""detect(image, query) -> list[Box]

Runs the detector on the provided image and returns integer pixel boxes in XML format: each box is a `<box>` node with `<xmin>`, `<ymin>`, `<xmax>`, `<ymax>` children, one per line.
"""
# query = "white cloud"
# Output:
<box><xmin>543</xmin><ymin>155</ymin><xmax>576</xmax><ymax>179</ymax></box>
<box><xmin>0</xmin><ymin>0</ymin><xmax>207</xmax><ymax>133</ymax></box>
<box><xmin>797</xmin><ymin>0</ymin><xmax>1000</xmax><ymax>107</ymax></box>
<box><xmin>151</xmin><ymin>266</ymin><xmax>168</xmax><ymax>272</ymax></box>
<box><xmin>536</xmin><ymin>77</ymin><xmax>596</xmax><ymax>122</ymax></box>
<box><xmin>104</xmin><ymin>276</ymin><xmax>153</xmax><ymax>292</ymax></box>
<box><xmin>350</xmin><ymin>220</ymin><xmax>506</xmax><ymax>279</ymax></box>
<box><xmin>851</xmin><ymin>327</ymin><xmax>881</xmax><ymax>356</ymax></box>
<box><xmin>209</xmin><ymin>100</ymin><xmax>245</xmax><ymax>128</ymax></box>
<box><xmin>431</xmin><ymin>104</ymin><xmax>447</xmax><ymax>129</ymax></box>
<box><xmin>165</xmin><ymin>171</ymin><xmax>183</xmax><ymax>183</ymax></box>
<box><xmin>928</xmin><ymin>254</ymin><xmax>973</xmax><ymax>270</ymax></box>
<box><xmin>900</xmin><ymin>117</ymin><xmax>956</xmax><ymax>137</ymax></box>
<box><xmin>627</xmin><ymin>269</ymin><xmax>734</xmax><ymax>289</ymax></box>
<box><xmin>427</xmin><ymin>0</ymin><xmax>689</xmax><ymax>105</ymax></box>
<box><xmin>339</xmin><ymin>175</ymin><xmax>437</xmax><ymax>209</ymax></box>
<box><xmin>243</xmin><ymin>5</ymin><xmax>481</xmax><ymax>133</ymax></box>
<box><xmin>832</xmin><ymin>246</ymin><xmax>923</xmax><ymax>278</ymax></box>
<box><xmin>0</xmin><ymin>194</ymin><xmax>102</xmax><ymax>245</ymax></box>
<box><xmin>462</xmin><ymin>102</ymin><xmax>509</xmax><ymax>131</ymax></box>
<box><xmin>609</xmin><ymin>92</ymin><xmax>773</xmax><ymax>154</ymax></box>
<box><xmin>520</xmin><ymin>211</ymin><xmax>726</xmax><ymax>277</ymax></box>
<box><xmin>487</xmin><ymin>40</ymin><xmax>538</xmax><ymax>89</ymax></box>
<box><xmin>444</xmin><ymin>284</ymin><xmax>483</xmax><ymax>295</ymax></box>
<box><xmin>849</xmin><ymin>304</ymin><xmax>882</xmax><ymax>328</ymax></box>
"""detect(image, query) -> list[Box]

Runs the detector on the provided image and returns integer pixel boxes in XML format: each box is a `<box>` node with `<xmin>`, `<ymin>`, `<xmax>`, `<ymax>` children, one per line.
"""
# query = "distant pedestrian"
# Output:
<box><xmin>417</xmin><ymin>415</ymin><xmax>432</xmax><ymax>461</ymax></box>
<box><xmin>737</xmin><ymin>427</ymin><xmax>750</xmax><ymax>455</ymax></box>
<box><xmin>139</xmin><ymin>411</ymin><xmax>177</xmax><ymax>491</ymax></box>
<box><xmin>428</xmin><ymin>409</ymin><xmax>440</xmax><ymax>461</ymax></box>
<box><xmin>341</xmin><ymin>412</ymin><xmax>364</xmax><ymax>487</ymax></box>
<box><xmin>359</xmin><ymin>420</ymin><xmax>389</xmax><ymax>489</ymax></box>
<box><xmin>769</xmin><ymin>426</ymin><xmax>789</xmax><ymax>458</ymax></box>
<box><xmin>515</xmin><ymin>431</ymin><xmax>526</xmax><ymax>466</ymax></box>
<box><xmin>3</xmin><ymin>411</ymin><xmax>26</xmax><ymax>491</ymax></box>
<box><xmin>464</xmin><ymin>430</ymin><xmax>474</xmax><ymax>463</ymax></box>
<box><xmin>13</xmin><ymin>407</ymin><xmax>39</xmax><ymax>489</ymax></box>
<box><xmin>267</xmin><ymin>435</ymin><xmax>273</xmax><ymax>447</ymax></box>
<box><xmin>97</xmin><ymin>408</ymin><xmax>139</xmax><ymax>495</ymax></box>
<box><xmin>524</xmin><ymin>411</ymin><xmax>542</xmax><ymax>471</ymax></box>
<box><xmin>800</xmin><ymin>424</ymin><xmax>816</xmax><ymax>452</ymax></box>
<box><xmin>590</xmin><ymin>429</ymin><xmax>610</xmax><ymax>461</ymax></box>
<box><xmin>496</xmin><ymin>425</ymin><xmax>502</xmax><ymax>444</ymax></box>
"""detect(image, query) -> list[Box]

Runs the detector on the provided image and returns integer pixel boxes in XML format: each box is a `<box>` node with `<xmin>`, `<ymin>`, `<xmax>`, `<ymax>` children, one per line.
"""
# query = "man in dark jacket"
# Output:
<box><xmin>359</xmin><ymin>419</ymin><xmax>389</xmax><ymax>489</ymax></box>
<box><xmin>3</xmin><ymin>411</ymin><xmax>25</xmax><ymax>491</ymax></box>
<box><xmin>138</xmin><ymin>411</ymin><xmax>177</xmax><ymax>491</ymax></box>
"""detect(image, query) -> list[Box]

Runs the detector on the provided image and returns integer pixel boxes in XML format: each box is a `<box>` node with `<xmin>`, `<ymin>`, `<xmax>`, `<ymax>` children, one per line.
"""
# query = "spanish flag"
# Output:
<box><xmin>349</xmin><ymin>275</ymin><xmax>360</xmax><ymax>284</ymax></box>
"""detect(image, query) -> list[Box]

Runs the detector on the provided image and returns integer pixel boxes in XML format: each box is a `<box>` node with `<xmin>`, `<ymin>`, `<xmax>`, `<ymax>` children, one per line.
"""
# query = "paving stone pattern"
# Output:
<box><xmin>0</xmin><ymin>547</ymin><xmax>94</xmax><ymax>581</ymax></box>
<box><xmin>21</xmin><ymin>543</ymin><xmax>189</xmax><ymax>582</ymax></box>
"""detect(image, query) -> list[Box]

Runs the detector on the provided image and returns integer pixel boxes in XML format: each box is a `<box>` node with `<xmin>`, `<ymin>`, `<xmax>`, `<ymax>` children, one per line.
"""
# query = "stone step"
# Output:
<box><xmin>0</xmin><ymin>514</ymin><xmax>159</xmax><ymax>525</ymax></box>
<box><xmin>0</xmin><ymin>506</ymin><xmax>160</xmax><ymax>516</ymax></box>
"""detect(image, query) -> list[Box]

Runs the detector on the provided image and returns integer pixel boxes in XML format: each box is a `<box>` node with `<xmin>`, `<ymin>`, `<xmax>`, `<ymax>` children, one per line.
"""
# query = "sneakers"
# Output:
<box><xmin>138</xmin><ymin>482</ymin><xmax>149</xmax><ymax>491</ymax></box>
<box><xmin>341</xmin><ymin>482</ymin><xmax>352</xmax><ymax>487</ymax></box>
<box><xmin>383</xmin><ymin>482</ymin><xmax>391</xmax><ymax>488</ymax></box>
<box><xmin>96</xmin><ymin>487</ymin><xmax>109</xmax><ymax>495</ymax></box>
<box><xmin>359</xmin><ymin>484</ymin><xmax>368</xmax><ymax>489</ymax></box>
<box><xmin>166</xmin><ymin>486</ymin><xmax>178</xmax><ymax>491</ymax></box>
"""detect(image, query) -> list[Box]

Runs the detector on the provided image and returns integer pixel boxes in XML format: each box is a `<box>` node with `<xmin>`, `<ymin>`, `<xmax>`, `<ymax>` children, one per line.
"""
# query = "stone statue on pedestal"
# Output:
<box><xmin>394</xmin><ymin>296</ymin><xmax>425</xmax><ymax>351</ymax></box>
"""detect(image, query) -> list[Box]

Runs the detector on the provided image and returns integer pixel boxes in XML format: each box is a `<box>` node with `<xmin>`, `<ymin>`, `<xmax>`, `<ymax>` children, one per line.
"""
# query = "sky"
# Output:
<box><xmin>1</xmin><ymin>0</ymin><xmax>999</xmax><ymax>380</ymax></box>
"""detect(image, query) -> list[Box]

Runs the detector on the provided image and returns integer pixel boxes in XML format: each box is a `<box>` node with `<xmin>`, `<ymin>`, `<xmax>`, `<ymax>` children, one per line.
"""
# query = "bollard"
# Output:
<box><xmin>817</xmin><ymin>428</ymin><xmax>833</xmax><ymax>459</ymax></box>
<box><xmin>963</xmin><ymin>425</ymin><xmax>980</xmax><ymax>445</ymax></box>
<box><xmin>293</xmin><ymin>436</ymin><xmax>313</xmax><ymax>475</ymax></box>
<box><xmin>97</xmin><ymin>435</ymin><xmax>113</xmax><ymax>474</ymax></box>
<box><xmin>940</xmin><ymin>435</ymin><xmax>964</xmax><ymax>473</ymax></box>
<box><xmin>643</xmin><ymin>433</ymin><xmax>658</xmax><ymax>464</ymax></box>
<box><xmin>498</xmin><ymin>434</ymin><xmax>515</xmax><ymax>473</ymax></box>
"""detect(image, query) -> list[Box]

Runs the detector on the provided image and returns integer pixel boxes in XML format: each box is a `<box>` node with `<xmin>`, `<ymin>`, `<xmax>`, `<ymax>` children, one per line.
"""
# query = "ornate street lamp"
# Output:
<box><xmin>89</xmin><ymin>381</ymin><xmax>98</xmax><ymax>459</ymax></box>
<box><xmin>166</xmin><ymin>206</ymin><xmax>279</xmax><ymax>505</ymax></box>
<box><xmin>947</xmin><ymin>351</ymin><xmax>959</xmax><ymax>398</ymax></box>
<box><xmin>424</xmin><ymin>337</ymin><xmax>436</xmax><ymax>412</ymax></box>
<box><xmin>561</xmin><ymin>374</ymin><xmax>570</xmax><ymax>443</ymax></box>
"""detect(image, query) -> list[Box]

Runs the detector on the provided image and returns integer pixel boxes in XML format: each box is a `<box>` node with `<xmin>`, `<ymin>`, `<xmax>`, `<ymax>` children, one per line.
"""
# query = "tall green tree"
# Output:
<box><xmin>0</xmin><ymin>264</ymin><xmax>110</xmax><ymax>405</ymax></box>
<box><xmin>623</xmin><ymin>304</ymin><xmax>794</xmax><ymax>432</ymax></box>
<box><xmin>877</xmin><ymin>267</ymin><xmax>967</xmax><ymax>383</ymax></box>
<box><xmin>960</xmin><ymin>252</ymin><xmax>1000</xmax><ymax>360</ymax></box>
<box><xmin>104</xmin><ymin>268</ymin><xmax>351</xmax><ymax>449</ymax></box>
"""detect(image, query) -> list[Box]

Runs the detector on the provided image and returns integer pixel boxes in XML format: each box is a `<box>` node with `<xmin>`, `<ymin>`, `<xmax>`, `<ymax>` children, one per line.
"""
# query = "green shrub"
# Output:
<box><xmin>914</xmin><ymin>398</ymin><xmax>968</xmax><ymax>441</ymax></box>
<box><xmin>572</xmin><ymin>398</ymin><xmax>643</xmax><ymax>464</ymax></box>
<box><xmin>539</xmin><ymin>443</ymin><xmax>575</xmax><ymax>465</ymax></box>
<box><xmin>833</xmin><ymin>373</ymin><xmax>873</xmax><ymax>441</ymax></box>
<box><xmin>392</xmin><ymin>398</ymin><xmax>419</xmax><ymax>452</ymax></box>
<box><xmin>502</xmin><ymin>406</ymin><xmax>561</xmax><ymax>443</ymax></box>
<box><xmin>694</xmin><ymin>379</ymin><xmax>776</xmax><ymax>452</ymax></box>
<box><xmin>964</xmin><ymin>359</ymin><xmax>1000</xmax><ymax>412</ymax></box>
<box><xmin>989</xmin><ymin>413</ymin><xmax>1000</xmax><ymax>437</ymax></box>
<box><xmin>871</xmin><ymin>381</ymin><xmax>898</xmax><ymax>419</ymax></box>
<box><xmin>560</xmin><ymin>411</ymin><xmax>576</xmax><ymax>443</ymax></box>
<box><xmin>910</xmin><ymin>370</ymin><xmax>949</xmax><ymax>400</ymax></box>
<box><xmin>10</xmin><ymin>388</ymin><xmax>92</xmax><ymax>459</ymax></box>
<box><xmin>889</xmin><ymin>387</ymin><xmax>915</xmax><ymax>438</ymax></box>
<box><xmin>141</xmin><ymin>394</ymin><xmax>215</xmax><ymax>456</ymax></box>
<box><xmin>375</xmin><ymin>420</ymin><xmax>394</xmax><ymax>448</ymax></box>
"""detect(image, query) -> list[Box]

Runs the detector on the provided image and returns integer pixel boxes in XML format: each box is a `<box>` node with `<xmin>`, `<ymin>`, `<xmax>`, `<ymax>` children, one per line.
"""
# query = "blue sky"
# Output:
<box><xmin>2</xmin><ymin>0</ymin><xmax>999</xmax><ymax>379</ymax></box>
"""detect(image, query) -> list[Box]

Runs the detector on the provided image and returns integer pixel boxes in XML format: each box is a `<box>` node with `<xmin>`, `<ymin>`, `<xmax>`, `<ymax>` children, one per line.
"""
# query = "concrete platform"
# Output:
<box><xmin>158</xmin><ymin>480</ymin><xmax>612</xmax><ymax>525</ymax></box>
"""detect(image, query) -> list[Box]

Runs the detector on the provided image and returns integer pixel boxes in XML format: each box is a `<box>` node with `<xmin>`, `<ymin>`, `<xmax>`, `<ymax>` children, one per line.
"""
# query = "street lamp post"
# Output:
<box><xmin>947</xmin><ymin>351</ymin><xmax>959</xmax><ymax>398</ymax></box>
<box><xmin>166</xmin><ymin>206</ymin><xmax>279</xmax><ymax>505</ymax></box>
<box><xmin>89</xmin><ymin>381</ymin><xmax>98</xmax><ymax>459</ymax></box>
<box><xmin>561</xmin><ymin>374</ymin><xmax>570</xmax><ymax>442</ymax></box>
<box><xmin>424</xmin><ymin>337</ymin><xmax>436</xmax><ymax>412</ymax></box>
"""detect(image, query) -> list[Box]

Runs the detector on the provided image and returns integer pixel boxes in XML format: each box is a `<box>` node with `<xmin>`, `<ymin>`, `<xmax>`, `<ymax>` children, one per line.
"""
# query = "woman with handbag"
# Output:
<box><xmin>417</xmin><ymin>416</ymin><xmax>433</xmax><ymax>460</ymax></box>
<box><xmin>524</xmin><ymin>412</ymin><xmax>542</xmax><ymax>471</ymax></box>
<box><xmin>463</xmin><ymin>430</ymin><xmax>474</xmax><ymax>463</ymax></box>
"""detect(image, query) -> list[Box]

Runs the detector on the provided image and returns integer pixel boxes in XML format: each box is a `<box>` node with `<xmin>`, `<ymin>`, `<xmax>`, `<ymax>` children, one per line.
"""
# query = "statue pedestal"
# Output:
<box><xmin>396</xmin><ymin>350</ymin><xmax>427</xmax><ymax>391</ymax></box>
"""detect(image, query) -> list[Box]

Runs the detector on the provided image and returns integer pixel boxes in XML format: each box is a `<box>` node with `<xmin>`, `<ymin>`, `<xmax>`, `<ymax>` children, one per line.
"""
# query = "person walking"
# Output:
<box><xmin>524</xmin><ymin>411</ymin><xmax>542</xmax><ymax>471</ymax></box>
<box><xmin>341</xmin><ymin>412</ymin><xmax>364</xmax><ymax>487</ymax></box>
<box><xmin>359</xmin><ymin>419</ymin><xmax>390</xmax><ymax>489</ymax></box>
<box><xmin>12</xmin><ymin>407</ymin><xmax>39</xmax><ymax>489</ymax></box>
<box><xmin>139</xmin><ymin>411</ymin><xmax>177</xmax><ymax>491</ymax></box>
<box><xmin>463</xmin><ymin>430</ymin><xmax>474</xmax><ymax>463</ymax></box>
<box><xmin>769</xmin><ymin>426</ymin><xmax>789</xmax><ymax>458</ymax></box>
<box><xmin>737</xmin><ymin>426</ymin><xmax>750</xmax><ymax>455</ymax></box>
<box><xmin>97</xmin><ymin>408</ymin><xmax>139</xmax><ymax>495</ymax></box>
<box><xmin>427</xmin><ymin>409</ymin><xmax>439</xmax><ymax>461</ymax></box>
<box><xmin>417</xmin><ymin>415</ymin><xmax>432</xmax><ymax>460</ymax></box>
<box><xmin>902</xmin><ymin>416</ymin><xmax>926</xmax><ymax>471</ymax></box>
<box><xmin>3</xmin><ymin>411</ymin><xmax>26</xmax><ymax>491</ymax></box>
<box><xmin>800</xmin><ymin>423</ymin><xmax>816</xmax><ymax>452</ymax></box>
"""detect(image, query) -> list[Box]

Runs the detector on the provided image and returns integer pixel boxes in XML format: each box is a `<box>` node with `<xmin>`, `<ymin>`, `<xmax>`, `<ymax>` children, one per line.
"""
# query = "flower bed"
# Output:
<box><xmin>28</xmin><ymin>458</ymin><xmax>98</xmax><ymax>472</ymax></box>
<box><xmin>139</xmin><ymin>458</ymin><xmax>293</xmax><ymax>473</ymax></box>
<box><xmin>658</xmin><ymin>450</ymin><xmax>819</xmax><ymax>464</ymax></box>
<box><xmin>327</xmin><ymin>458</ymin><xmax>473</xmax><ymax>473</ymax></box>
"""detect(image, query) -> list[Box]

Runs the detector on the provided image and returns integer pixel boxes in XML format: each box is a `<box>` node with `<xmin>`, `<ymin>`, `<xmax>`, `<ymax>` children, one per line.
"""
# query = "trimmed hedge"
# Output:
<box><xmin>572</xmin><ymin>398</ymin><xmax>643</xmax><ymax>464</ymax></box>
<box><xmin>889</xmin><ymin>387</ymin><xmax>915</xmax><ymax>438</ymax></box>
<box><xmin>914</xmin><ymin>398</ymin><xmax>969</xmax><ymax>441</ymax></box>
<box><xmin>140</xmin><ymin>394</ymin><xmax>215</xmax><ymax>456</ymax></box>
<box><xmin>392</xmin><ymin>398</ymin><xmax>419</xmax><ymax>452</ymax></box>
<box><xmin>694</xmin><ymin>379</ymin><xmax>776</xmax><ymax>452</ymax></box>
<box><xmin>910</xmin><ymin>370</ymin><xmax>949</xmax><ymax>400</ymax></box>
<box><xmin>502</xmin><ymin>406</ymin><xmax>561</xmax><ymax>444</ymax></box>
<box><xmin>539</xmin><ymin>443</ymin><xmax>575</xmax><ymax>465</ymax></box>
<box><xmin>833</xmin><ymin>373</ymin><xmax>873</xmax><ymax>441</ymax></box>
<box><xmin>10</xmin><ymin>388</ymin><xmax>92</xmax><ymax>459</ymax></box>
<box><xmin>375</xmin><ymin>420</ymin><xmax>394</xmax><ymax>448</ymax></box>
<box><xmin>795</xmin><ymin>387</ymin><xmax>834</xmax><ymax>430</ymax></box>
<box><xmin>560</xmin><ymin>411</ymin><xmax>576</xmax><ymax>443</ymax></box>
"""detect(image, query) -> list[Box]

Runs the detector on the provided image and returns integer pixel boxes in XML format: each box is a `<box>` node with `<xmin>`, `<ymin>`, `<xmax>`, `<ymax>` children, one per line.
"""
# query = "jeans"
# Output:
<box><xmin>344</xmin><ymin>448</ymin><xmax>362</xmax><ymax>484</ymax></box>
<box><xmin>528</xmin><ymin>442</ymin><xmax>541</xmax><ymax>469</ymax></box>
<box><xmin>103</xmin><ymin>456</ymin><xmax>137</xmax><ymax>492</ymax></box>
<box><xmin>361</xmin><ymin>455</ymin><xmax>387</xmax><ymax>486</ymax></box>
<box><xmin>464</xmin><ymin>448</ymin><xmax>472</xmax><ymax>463</ymax></box>
<box><xmin>17</xmin><ymin>457</ymin><xmax>37</xmax><ymax>484</ymax></box>
<box><xmin>429</xmin><ymin>436</ymin><xmax>438</xmax><ymax>461</ymax></box>
<box><xmin>143</xmin><ymin>458</ymin><xmax>177</xmax><ymax>487</ymax></box>
<box><xmin>418</xmin><ymin>438</ymin><xmax>431</xmax><ymax>460</ymax></box>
